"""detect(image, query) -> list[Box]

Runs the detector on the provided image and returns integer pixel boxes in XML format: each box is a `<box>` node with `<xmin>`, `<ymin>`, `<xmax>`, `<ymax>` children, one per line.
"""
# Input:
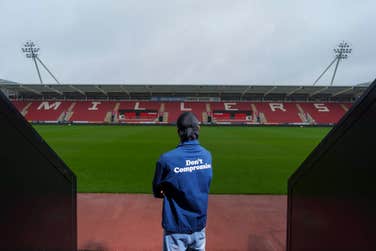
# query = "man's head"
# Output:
<box><xmin>177</xmin><ymin>112</ymin><xmax>200</xmax><ymax>142</ymax></box>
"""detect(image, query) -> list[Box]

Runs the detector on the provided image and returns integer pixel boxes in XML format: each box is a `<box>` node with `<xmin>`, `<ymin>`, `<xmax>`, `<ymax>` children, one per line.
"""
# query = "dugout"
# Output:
<box><xmin>287</xmin><ymin>79</ymin><xmax>376</xmax><ymax>250</ymax></box>
<box><xmin>0</xmin><ymin>91</ymin><xmax>77</xmax><ymax>251</ymax></box>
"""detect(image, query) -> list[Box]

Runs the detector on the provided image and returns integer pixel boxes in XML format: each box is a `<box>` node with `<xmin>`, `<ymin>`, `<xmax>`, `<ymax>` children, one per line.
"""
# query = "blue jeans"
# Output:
<box><xmin>163</xmin><ymin>228</ymin><xmax>206</xmax><ymax>251</ymax></box>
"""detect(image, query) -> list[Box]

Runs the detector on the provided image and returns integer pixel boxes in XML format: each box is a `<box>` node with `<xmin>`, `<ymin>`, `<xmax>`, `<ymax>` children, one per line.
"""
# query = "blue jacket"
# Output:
<box><xmin>153</xmin><ymin>140</ymin><xmax>212</xmax><ymax>233</ymax></box>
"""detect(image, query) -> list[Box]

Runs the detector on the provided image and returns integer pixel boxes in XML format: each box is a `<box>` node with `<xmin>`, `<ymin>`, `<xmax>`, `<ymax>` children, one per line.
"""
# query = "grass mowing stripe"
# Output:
<box><xmin>34</xmin><ymin>125</ymin><xmax>329</xmax><ymax>194</ymax></box>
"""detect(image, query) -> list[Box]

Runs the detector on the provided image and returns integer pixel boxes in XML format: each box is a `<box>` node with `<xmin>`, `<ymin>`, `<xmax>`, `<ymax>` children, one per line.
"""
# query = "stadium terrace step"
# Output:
<box><xmin>341</xmin><ymin>103</ymin><xmax>349</xmax><ymax>112</ymax></box>
<box><xmin>259</xmin><ymin>112</ymin><xmax>267</xmax><ymax>124</ymax></box>
<box><xmin>21</xmin><ymin>102</ymin><xmax>32</xmax><ymax>116</ymax></box>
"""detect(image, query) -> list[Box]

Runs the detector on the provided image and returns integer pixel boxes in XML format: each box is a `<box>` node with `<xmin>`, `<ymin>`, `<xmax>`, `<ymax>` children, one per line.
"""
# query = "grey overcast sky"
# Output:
<box><xmin>0</xmin><ymin>0</ymin><xmax>375</xmax><ymax>85</ymax></box>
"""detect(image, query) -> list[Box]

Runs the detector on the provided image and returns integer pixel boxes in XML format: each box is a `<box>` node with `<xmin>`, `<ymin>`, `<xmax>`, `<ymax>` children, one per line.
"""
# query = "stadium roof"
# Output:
<box><xmin>0</xmin><ymin>83</ymin><xmax>370</xmax><ymax>101</ymax></box>
<box><xmin>0</xmin><ymin>78</ymin><xmax>19</xmax><ymax>84</ymax></box>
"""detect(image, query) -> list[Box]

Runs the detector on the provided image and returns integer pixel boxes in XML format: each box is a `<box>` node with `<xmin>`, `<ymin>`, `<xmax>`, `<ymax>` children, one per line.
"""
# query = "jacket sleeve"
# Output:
<box><xmin>152</xmin><ymin>159</ymin><xmax>165</xmax><ymax>198</ymax></box>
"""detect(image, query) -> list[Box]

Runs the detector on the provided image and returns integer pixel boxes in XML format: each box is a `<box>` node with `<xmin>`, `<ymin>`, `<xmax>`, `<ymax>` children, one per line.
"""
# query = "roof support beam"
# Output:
<box><xmin>95</xmin><ymin>85</ymin><xmax>107</xmax><ymax>95</ymax></box>
<box><xmin>119</xmin><ymin>85</ymin><xmax>130</xmax><ymax>97</ymax></box>
<box><xmin>264</xmin><ymin>86</ymin><xmax>277</xmax><ymax>97</ymax></box>
<box><xmin>69</xmin><ymin>85</ymin><xmax>86</xmax><ymax>95</ymax></box>
<box><xmin>332</xmin><ymin>87</ymin><xmax>354</xmax><ymax>97</ymax></box>
<box><xmin>309</xmin><ymin>87</ymin><xmax>328</xmax><ymax>97</ymax></box>
<box><xmin>147</xmin><ymin>85</ymin><xmax>153</xmax><ymax>97</ymax></box>
<box><xmin>45</xmin><ymin>85</ymin><xmax>63</xmax><ymax>95</ymax></box>
<box><xmin>286</xmin><ymin>86</ymin><xmax>303</xmax><ymax>97</ymax></box>
<box><xmin>240</xmin><ymin>85</ymin><xmax>253</xmax><ymax>98</ymax></box>
<box><xmin>20</xmin><ymin>85</ymin><xmax>42</xmax><ymax>95</ymax></box>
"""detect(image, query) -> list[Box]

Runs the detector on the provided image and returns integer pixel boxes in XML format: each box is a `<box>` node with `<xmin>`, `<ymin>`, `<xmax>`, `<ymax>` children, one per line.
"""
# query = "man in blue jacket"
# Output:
<box><xmin>153</xmin><ymin>112</ymin><xmax>212</xmax><ymax>251</ymax></box>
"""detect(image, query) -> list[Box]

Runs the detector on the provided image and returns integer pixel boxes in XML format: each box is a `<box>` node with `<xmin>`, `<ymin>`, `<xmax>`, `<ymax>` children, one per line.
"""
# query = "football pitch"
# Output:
<box><xmin>34</xmin><ymin>125</ymin><xmax>330</xmax><ymax>194</ymax></box>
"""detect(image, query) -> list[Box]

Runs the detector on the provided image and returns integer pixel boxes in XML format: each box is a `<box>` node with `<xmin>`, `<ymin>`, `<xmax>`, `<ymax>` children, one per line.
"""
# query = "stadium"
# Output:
<box><xmin>2</xmin><ymin>1</ymin><xmax>376</xmax><ymax>250</ymax></box>
<box><xmin>1</xmin><ymin>78</ymin><xmax>374</xmax><ymax>250</ymax></box>
<box><xmin>0</xmin><ymin>81</ymin><xmax>369</xmax><ymax>125</ymax></box>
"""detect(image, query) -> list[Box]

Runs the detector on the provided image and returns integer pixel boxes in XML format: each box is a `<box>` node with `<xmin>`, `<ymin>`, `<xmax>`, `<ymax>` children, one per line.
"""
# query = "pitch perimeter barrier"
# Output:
<box><xmin>0</xmin><ymin>92</ymin><xmax>77</xmax><ymax>250</ymax></box>
<box><xmin>287</xmin><ymin>79</ymin><xmax>376</xmax><ymax>250</ymax></box>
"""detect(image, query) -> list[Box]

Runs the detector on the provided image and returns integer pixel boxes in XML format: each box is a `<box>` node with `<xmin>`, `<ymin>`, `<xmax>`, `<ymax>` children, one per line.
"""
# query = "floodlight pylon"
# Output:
<box><xmin>22</xmin><ymin>41</ymin><xmax>43</xmax><ymax>84</ymax></box>
<box><xmin>313</xmin><ymin>41</ymin><xmax>352</xmax><ymax>86</ymax></box>
<box><xmin>22</xmin><ymin>41</ymin><xmax>60</xmax><ymax>84</ymax></box>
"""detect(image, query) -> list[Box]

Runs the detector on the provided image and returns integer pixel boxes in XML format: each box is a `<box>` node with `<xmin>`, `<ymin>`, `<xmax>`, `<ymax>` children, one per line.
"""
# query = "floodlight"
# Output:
<box><xmin>313</xmin><ymin>41</ymin><xmax>352</xmax><ymax>86</ymax></box>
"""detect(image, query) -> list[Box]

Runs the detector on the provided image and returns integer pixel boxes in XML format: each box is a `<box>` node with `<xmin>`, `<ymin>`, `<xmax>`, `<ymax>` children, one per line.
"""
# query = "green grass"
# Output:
<box><xmin>34</xmin><ymin>125</ymin><xmax>330</xmax><ymax>194</ymax></box>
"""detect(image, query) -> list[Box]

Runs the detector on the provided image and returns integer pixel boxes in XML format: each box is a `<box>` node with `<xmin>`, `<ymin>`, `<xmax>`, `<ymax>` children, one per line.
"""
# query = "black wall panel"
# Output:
<box><xmin>287</xmin><ymin>79</ymin><xmax>376</xmax><ymax>250</ymax></box>
<box><xmin>0</xmin><ymin>92</ymin><xmax>76</xmax><ymax>251</ymax></box>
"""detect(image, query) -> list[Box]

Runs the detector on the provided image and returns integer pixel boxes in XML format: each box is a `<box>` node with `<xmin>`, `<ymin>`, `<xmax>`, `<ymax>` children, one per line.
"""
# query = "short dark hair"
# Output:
<box><xmin>177</xmin><ymin>112</ymin><xmax>200</xmax><ymax>142</ymax></box>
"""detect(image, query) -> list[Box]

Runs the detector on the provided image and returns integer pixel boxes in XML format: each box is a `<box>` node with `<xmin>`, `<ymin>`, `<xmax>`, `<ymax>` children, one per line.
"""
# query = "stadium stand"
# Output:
<box><xmin>163</xmin><ymin>102</ymin><xmax>208</xmax><ymax>124</ymax></box>
<box><xmin>3</xmin><ymin>83</ymin><xmax>369</xmax><ymax>125</ymax></box>
<box><xmin>118</xmin><ymin>101</ymin><xmax>161</xmax><ymax>123</ymax></box>
<box><xmin>11</xmin><ymin>100</ymin><xmax>30</xmax><ymax>116</ymax></box>
<box><xmin>298</xmin><ymin>102</ymin><xmax>348</xmax><ymax>124</ymax></box>
<box><xmin>209</xmin><ymin>102</ymin><xmax>252</xmax><ymax>123</ymax></box>
<box><xmin>69</xmin><ymin>101</ymin><xmax>116</xmax><ymax>123</ymax></box>
<box><xmin>254</xmin><ymin>102</ymin><xmax>302</xmax><ymax>124</ymax></box>
<box><xmin>11</xmin><ymin>100</ymin><xmax>354</xmax><ymax>125</ymax></box>
<box><xmin>23</xmin><ymin>101</ymin><xmax>72</xmax><ymax>122</ymax></box>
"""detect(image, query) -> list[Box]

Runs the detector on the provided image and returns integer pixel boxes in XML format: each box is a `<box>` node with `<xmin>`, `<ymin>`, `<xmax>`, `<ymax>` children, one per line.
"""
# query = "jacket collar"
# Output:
<box><xmin>178</xmin><ymin>140</ymin><xmax>200</xmax><ymax>147</ymax></box>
